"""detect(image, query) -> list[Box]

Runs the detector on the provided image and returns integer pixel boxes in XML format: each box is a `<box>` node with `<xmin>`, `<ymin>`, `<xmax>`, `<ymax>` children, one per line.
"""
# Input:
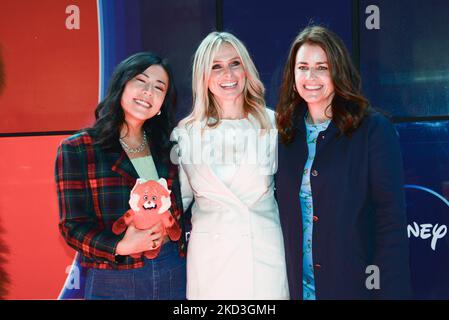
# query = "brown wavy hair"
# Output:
<box><xmin>276</xmin><ymin>25</ymin><xmax>370</xmax><ymax>144</ymax></box>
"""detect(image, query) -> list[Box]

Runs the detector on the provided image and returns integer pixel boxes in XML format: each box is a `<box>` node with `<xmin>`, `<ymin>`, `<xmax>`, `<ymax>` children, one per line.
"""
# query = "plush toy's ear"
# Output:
<box><xmin>131</xmin><ymin>178</ymin><xmax>145</xmax><ymax>194</ymax></box>
<box><xmin>157</xmin><ymin>178</ymin><xmax>170</xmax><ymax>193</ymax></box>
<box><xmin>129</xmin><ymin>193</ymin><xmax>140</xmax><ymax>211</ymax></box>
<box><xmin>158</xmin><ymin>196</ymin><xmax>172</xmax><ymax>214</ymax></box>
<box><xmin>129</xmin><ymin>179</ymin><xmax>146</xmax><ymax>211</ymax></box>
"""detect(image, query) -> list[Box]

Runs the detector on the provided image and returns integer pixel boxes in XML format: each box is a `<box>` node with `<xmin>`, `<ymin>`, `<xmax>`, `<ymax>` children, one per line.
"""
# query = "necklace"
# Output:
<box><xmin>119</xmin><ymin>132</ymin><xmax>148</xmax><ymax>154</ymax></box>
<box><xmin>305</xmin><ymin>111</ymin><xmax>331</xmax><ymax>125</ymax></box>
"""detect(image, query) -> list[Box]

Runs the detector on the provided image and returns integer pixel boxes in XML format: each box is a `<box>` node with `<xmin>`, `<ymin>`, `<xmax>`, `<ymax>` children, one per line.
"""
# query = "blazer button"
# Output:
<box><xmin>311</xmin><ymin>169</ymin><xmax>318</xmax><ymax>177</ymax></box>
<box><xmin>313</xmin><ymin>215</ymin><xmax>319</xmax><ymax>222</ymax></box>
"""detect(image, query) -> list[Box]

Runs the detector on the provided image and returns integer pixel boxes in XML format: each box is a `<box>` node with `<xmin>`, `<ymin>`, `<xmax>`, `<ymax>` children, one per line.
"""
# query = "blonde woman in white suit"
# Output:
<box><xmin>171</xmin><ymin>32</ymin><xmax>289</xmax><ymax>300</ymax></box>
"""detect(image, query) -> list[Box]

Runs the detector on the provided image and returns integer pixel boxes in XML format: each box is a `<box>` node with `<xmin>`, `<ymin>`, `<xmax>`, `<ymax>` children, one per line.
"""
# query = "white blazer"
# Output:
<box><xmin>172</xmin><ymin>109</ymin><xmax>289</xmax><ymax>300</ymax></box>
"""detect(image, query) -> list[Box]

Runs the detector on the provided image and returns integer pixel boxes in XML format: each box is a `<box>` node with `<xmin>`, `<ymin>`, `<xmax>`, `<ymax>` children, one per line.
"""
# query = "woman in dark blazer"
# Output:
<box><xmin>275</xmin><ymin>26</ymin><xmax>411</xmax><ymax>300</ymax></box>
<box><xmin>55</xmin><ymin>52</ymin><xmax>187</xmax><ymax>299</ymax></box>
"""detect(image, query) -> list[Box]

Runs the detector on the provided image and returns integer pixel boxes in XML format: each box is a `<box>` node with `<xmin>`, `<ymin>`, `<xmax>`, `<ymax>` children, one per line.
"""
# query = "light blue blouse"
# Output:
<box><xmin>300</xmin><ymin>115</ymin><xmax>331</xmax><ymax>300</ymax></box>
<box><xmin>130</xmin><ymin>155</ymin><xmax>159</xmax><ymax>181</ymax></box>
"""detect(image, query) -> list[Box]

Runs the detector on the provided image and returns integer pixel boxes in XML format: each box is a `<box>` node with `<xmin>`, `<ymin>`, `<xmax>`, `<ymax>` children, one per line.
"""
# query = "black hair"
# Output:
<box><xmin>87</xmin><ymin>52</ymin><xmax>177</xmax><ymax>160</ymax></box>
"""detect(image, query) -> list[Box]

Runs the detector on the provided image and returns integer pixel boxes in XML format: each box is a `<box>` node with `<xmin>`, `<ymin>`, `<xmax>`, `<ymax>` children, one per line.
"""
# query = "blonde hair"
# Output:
<box><xmin>181</xmin><ymin>31</ymin><xmax>271</xmax><ymax>130</ymax></box>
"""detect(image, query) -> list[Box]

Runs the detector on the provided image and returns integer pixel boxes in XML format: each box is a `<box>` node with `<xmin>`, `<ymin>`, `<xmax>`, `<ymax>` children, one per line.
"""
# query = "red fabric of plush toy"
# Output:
<box><xmin>112</xmin><ymin>178</ymin><xmax>181</xmax><ymax>259</ymax></box>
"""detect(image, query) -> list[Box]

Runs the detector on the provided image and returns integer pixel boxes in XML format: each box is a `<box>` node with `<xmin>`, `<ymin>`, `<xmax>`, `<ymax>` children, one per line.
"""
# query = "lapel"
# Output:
<box><xmin>111</xmin><ymin>137</ymin><xmax>169</xmax><ymax>184</ymax></box>
<box><xmin>281</xmin><ymin>104</ymin><xmax>308</xmax><ymax>191</ymax></box>
<box><xmin>283</xmin><ymin>139</ymin><xmax>307</xmax><ymax>193</ymax></box>
<box><xmin>193</xmin><ymin>162</ymin><xmax>249</xmax><ymax>210</ymax></box>
<box><xmin>315</xmin><ymin>120</ymin><xmax>339</xmax><ymax>155</ymax></box>
<box><xmin>293</xmin><ymin>103</ymin><xmax>340</xmax><ymax>158</ymax></box>
<box><xmin>188</xmin><ymin>119</ymin><xmax>253</xmax><ymax>210</ymax></box>
<box><xmin>111</xmin><ymin>148</ymin><xmax>138</xmax><ymax>187</ymax></box>
<box><xmin>293</xmin><ymin>103</ymin><xmax>309</xmax><ymax>166</ymax></box>
<box><xmin>149</xmin><ymin>141</ymin><xmax>168</xmax><ymax>180</ymax></box>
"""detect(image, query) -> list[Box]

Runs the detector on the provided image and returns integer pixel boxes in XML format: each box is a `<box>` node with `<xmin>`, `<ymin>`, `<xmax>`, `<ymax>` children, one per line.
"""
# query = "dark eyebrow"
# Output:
<box><xmin>139</xmin><ymin>73</ymin><xmax>167</xmax><ymax>86</ymax></box>
<box><xmin>296</xmin><ymin>61</ymin><xmax>328</xmax><ymax>65</ymax></box>
<box><xmin>213</xmin><ymin>56</ymin><xmax>241</xmax><ymax>63</ymax></box>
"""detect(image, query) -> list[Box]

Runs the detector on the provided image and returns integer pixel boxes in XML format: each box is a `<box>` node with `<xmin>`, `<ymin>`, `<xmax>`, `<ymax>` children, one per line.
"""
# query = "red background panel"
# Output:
<box><xmin>0</xmin><ymin>135</ymin><xmax>74</xmax><ymax>299</ymax></box>
<box><xmin>0</xmin><ymin>0</ymin><xmax>98</xmax><ymax>133</ymax></box>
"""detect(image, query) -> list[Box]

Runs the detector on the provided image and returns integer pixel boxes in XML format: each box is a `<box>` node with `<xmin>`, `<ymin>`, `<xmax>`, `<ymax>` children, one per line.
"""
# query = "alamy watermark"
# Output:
<box><xmin>64</xmin><ymin>264</ymin><xmax>80</xmax><ymax>290</ymax></box>
<box><xmin>365</xmin><ymin>5</ymin><xmax>380</xmax><ymax>30</ymax></box>
<box><xmin>65</xmin><ymin>5</ymin><xmax>80</xmax><ymax>30</ymax></box>
<box><xmin>170</xmin><ymin>123</ymin><xmax>279</xmax><ymax>176</ymax></box>
<box><xmin>365</xmin><ymin>265</ymin><xmax>380</xmax><ymax>290</ymax></box>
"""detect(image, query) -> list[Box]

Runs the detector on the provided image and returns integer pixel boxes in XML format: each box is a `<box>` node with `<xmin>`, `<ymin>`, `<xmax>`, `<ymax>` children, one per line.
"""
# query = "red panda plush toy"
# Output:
<box><xmin>112</xmin><ymin>178</ymin><xmax>181</xmax><ymax>259</ymax></box>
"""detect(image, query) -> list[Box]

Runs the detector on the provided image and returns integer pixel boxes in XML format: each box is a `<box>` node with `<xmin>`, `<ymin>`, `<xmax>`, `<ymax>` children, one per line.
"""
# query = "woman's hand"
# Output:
<box><xmin>115</xmin><ymin>222</ymin><xmax>163</xmax><ymax>256</ymax></box>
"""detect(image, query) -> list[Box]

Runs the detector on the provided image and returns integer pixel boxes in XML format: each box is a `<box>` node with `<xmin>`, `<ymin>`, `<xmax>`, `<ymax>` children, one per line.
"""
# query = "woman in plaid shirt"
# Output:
<box><xmin>55</xmin><ymin>52</ymin><xmax>187</xmax><ymax>300</ymax></box>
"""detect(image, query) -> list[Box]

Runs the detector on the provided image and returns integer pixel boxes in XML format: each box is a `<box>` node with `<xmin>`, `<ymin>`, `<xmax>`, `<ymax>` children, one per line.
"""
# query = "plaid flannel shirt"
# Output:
<box><xmin>55</xmin><ymin>131</ymin><xmax>186</xmax><ymax>269</ymax></box>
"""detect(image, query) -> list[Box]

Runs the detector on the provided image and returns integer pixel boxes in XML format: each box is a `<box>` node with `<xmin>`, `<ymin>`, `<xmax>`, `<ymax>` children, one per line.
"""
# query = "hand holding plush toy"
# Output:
<box><xmin>112</xmin><ymin>178</ymin><xmax>181</xmax><ymax>259</ymax></box>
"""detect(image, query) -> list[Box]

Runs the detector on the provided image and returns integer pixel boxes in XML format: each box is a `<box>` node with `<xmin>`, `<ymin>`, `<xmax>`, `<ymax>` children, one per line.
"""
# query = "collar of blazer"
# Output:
<box><xmin>183</xmin><ymin>115</ymin><xmax>261</xmax><ymax>211</ymax></box>
<box><xmin>111</xmin><ymin>139</ymin><xmax>167</xmax><ymax>187</ymax></box>
<box><xmin>190</xmin><ymin>156</ymin><xmax>256</xmax><ymax>209</ymax></box>
<box><xmin>293</xmin><ymin>103</ymin><xmax>338</xmax><ymax>136</ymax></box>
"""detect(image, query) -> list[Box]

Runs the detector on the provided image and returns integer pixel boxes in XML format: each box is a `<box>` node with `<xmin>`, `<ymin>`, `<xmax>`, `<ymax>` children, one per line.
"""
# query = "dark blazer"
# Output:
<box><xmin>55</xmin><ymin>131</ymin><xmax>186</xmax><ymax>270</ymax></box>
<box><xmin>276</xmin><ymin>106</ymin><xmax>411</xmax><ymax>299</ymax></box>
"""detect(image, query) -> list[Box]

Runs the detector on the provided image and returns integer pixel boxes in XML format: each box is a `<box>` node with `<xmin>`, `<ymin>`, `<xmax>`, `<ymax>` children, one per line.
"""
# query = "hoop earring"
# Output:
<box><xmin>157</xmin><ymin>110</ymin><xmax>161</xmax><ymax>116</ymax></box>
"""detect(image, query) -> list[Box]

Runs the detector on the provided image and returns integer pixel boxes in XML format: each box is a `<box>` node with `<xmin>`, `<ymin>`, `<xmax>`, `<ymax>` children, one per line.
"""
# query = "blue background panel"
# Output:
<box><xmin>98</xmin><ymin>0</ymin><xmax>216</xmax><ymax>118</ymax></box>
<box><xmin>398</xmin><ymin>121</ymin><xmax>449</xmax><ymax>299</ymax></box>
<box><xmin>223</xmin><ymin>0</ymin><xmax>353</xmax><ymax>109</ymax></box>
<box><xmin>359</xmin><ymin>0</ymin><xmax>449</xmax><ymax>118</ymax></box>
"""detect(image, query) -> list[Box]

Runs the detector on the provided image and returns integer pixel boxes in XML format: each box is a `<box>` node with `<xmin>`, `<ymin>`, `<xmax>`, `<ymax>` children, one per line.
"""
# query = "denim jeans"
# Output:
<box><xmin>85</xmin><ymin>241</ymin><xmax>186</xmax><ymax>300</ymax></box>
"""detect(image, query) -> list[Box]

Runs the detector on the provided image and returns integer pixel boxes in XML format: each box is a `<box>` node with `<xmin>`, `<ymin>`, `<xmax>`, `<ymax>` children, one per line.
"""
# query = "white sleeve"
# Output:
<box><xmin>265</xmin><ymin>107</ymin><xmax>276</xmax><ymax>127</ymax></box>
<box><xmin>171</xmin><ymin>126</ymin><xmax>194</xmax><ymax>211</ymax></box>
<box><xmin>179</xmin><ymin>163</ymin><xmax>194</xmax><ymax>211</ymax></box>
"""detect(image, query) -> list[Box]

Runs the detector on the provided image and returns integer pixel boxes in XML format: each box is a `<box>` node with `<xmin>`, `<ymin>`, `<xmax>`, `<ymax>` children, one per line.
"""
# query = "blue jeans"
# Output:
<box><xmin>85</xmin><ymin>241</ymin><xmax>186</xmax><ymax>300</ymax></box>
